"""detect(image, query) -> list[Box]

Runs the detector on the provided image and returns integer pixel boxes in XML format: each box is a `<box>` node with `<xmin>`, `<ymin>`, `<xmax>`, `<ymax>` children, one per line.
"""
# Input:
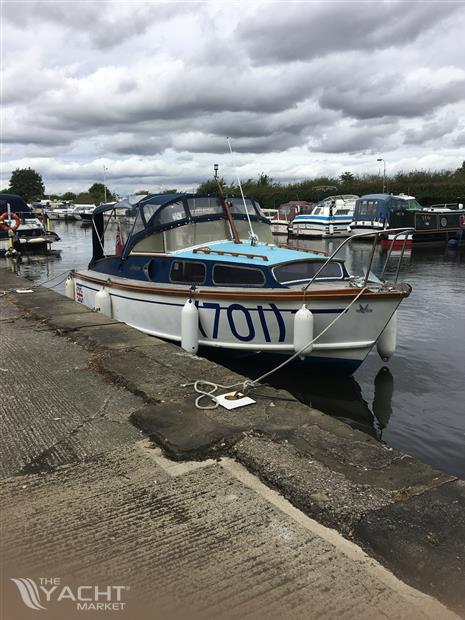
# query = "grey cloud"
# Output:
<box><xmin>312</xmin><ymin>123</ymin><xmax>396</xmax><ymax>154</ymax></box>
<box><xmin>319</xmin><ymin>76</ymin><xmax>465</xmax><ymax>120</ymax></box>
<box><xmin>403</xmin><ymin>116</ymin><xmax>460</xmax><ymax>145</ymax></box>
<box><xmin>238</xmin><ymin>2</ymin><xmax>461</xmax><ymax>64</ymax></box>
<box><xmin>3</xmin><ymin>1</ymin><xmax>184</xmax><ymax>50</ymax></box>
<box><xmin>453</xmin><ymin>131</ymin><xmax>465</xmax><ymax>146</ymax></box>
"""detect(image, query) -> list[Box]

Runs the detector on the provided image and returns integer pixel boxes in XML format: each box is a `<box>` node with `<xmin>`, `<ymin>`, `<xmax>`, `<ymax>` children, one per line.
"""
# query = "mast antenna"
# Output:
<box><xmin>214</xmin><ymin>162</ymin><xmax>241</xmax><ymax>244</ymax></box>
<box><xmin>227</xmin><ymin>137</ymin><xmax>258</xmax><ymax>246</ymax></box>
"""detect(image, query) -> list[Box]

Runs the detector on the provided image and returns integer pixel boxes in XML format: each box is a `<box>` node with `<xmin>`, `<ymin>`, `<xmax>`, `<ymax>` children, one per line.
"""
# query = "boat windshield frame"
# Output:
<box><xmin>90</xmin><ymin>193</ymin><xmax>268</xmax><ymax>261</ymax></box>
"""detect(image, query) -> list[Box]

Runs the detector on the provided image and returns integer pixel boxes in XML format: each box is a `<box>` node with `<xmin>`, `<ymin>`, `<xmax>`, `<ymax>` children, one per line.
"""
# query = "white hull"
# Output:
<box><xmin>270</xmin><ymin>219</ymin><xmax>290</xmax><ymax>236</ymax></box>
<box><xmin>291</xmin><ymin>219</ymin><xmax>352</xmax><ymax>238</ymax></box>
<box><xmin>71</xmin><ymin>272</ymin><xmax>404</xmax><ymax>369</ymax></box>
<box><xmin>349</xmin><ymin>222</ymin><xmax>388</xmax><ymax>236</ymax></box>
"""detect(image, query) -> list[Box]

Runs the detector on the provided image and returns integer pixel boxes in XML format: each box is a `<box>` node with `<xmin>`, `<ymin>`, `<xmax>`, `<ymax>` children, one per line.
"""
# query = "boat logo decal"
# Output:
<box><xmin>356</xmin><ymin>303</ymin><xmax>372</xmax><ymax>314</ymax></box>
<box><xmin>75</xmin><ymin>283</ymin><xmax>84</xmax><ymax>303</ymax></box>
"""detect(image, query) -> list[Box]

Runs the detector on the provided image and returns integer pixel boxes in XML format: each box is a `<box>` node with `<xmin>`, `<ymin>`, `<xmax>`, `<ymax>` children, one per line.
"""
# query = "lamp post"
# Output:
<box><xmin>377</xmin><ymin>158</ymin><xmax>386</xmax><ymax>193</ymax></box>
<box><xmin>103</xmin><ymin>165</ymin><xmax>108</xmax><ymax>203</ymax></box>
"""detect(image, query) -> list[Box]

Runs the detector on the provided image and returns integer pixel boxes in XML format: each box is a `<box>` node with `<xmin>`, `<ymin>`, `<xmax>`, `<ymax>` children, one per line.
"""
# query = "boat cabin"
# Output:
<box><xmin>89</xmin><ymin>193</ymin><xmax>349</xmax><ymax>288</ymax></box>
<box><xmin>352</xmin><ymin>193</ymin><xmax>422</xmax><ymax>225</ymax></box>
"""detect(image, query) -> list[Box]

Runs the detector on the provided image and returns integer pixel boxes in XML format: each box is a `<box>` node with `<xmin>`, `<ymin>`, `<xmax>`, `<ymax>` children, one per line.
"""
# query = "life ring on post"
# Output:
<box><xmin>0</xmin><ymin>212</ymin><xmax>21</xmax><ymax>232</ymax></box>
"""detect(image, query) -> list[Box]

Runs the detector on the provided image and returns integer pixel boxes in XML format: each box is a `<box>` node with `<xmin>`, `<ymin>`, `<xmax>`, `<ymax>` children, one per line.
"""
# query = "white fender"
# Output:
<box><xmin>181</xmin><ymin>298</ymin><xmax>199</xmax><ymax>354</ymax></box>
<box><xmin>328</xmin><ymin>223</ymin><xmax>334</xmax><ymax>235</ymax></box>
<box><xmin>64</xmin><ymin>276</ymin><xmax>75</xmax><ymax>300</ymax></box>
<box><xmin>293</xmin><ymin>304</ymin><xmax>314</xmax><ymax>357</ymax></box>
<box><xmin>95</xmin><ymin>287</ymin><xmax>112</xmax><ymax>317</ymax></box>
<box><xmin>377</xmin><ymin>311</ymin><xmax>397</xmax><ymax>361</ymax></box>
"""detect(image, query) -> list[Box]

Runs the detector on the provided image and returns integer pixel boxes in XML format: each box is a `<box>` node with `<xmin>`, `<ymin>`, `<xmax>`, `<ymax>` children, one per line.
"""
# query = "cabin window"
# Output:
<box><xmin>358</xmin><ymin>200</ymin><xmax>379</xmax><ymax>218</ymax></box>
<box><xmin>142</xmin><ymin>203</ymin><xmax>160</xmax><ymax>225</ymax></box>
<box><xmin>170</xmin><ymin>260</ymin><xmax>206</xmax><ymax>284</ymax></box>
<box><xmin>152</xmin><ymin>201</ymin><xmax>187</xmax><ymax>228</ymax></box>
<box><xmin>213</xmin><ymin>264</ymin><xmax>265</xmax><ymax>286</ymax></box>
<box><xmin>273</xmin><ymin>260</ymin><xmax>343</xmax><ymax>284</ymax></box>
<box><xmin>187</xmin><ymin>197</ymin><xmax>224</xmax><ymax>218</ymax></box>
<box><xmin>336</xmin><ymin>209</ymin><xmax>349</xmax><ymax>215</ymax></box>
<box><xmin>313</xmin><ymin>207</ymin><xmax>322</xmax><ymax>215</ymax></box>
<box><xmin>228</xmin><ymin>198</ymin><xmax>259</xmax><ymax>217</ymax></box>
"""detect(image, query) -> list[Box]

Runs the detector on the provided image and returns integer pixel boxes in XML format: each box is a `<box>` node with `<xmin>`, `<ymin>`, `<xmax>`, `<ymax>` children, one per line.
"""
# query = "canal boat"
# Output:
<box><xmin>290</xmin><ymin>195</ymin><xmax>358</xmax><ymax>238</ymax></box>
<box><xmin>0</xmin><ymin>193</ymin><xmax>60</xmax><ymax>255</ymax></box>
<box><xmin>350</xmin><ymin>193</ymin><xmax>465</xmax><ymax>246</ymax></box>
<box><xmin>66</xmin><ymin>190</ymin><xmax>412</xmax><ymax>373</ymax></box>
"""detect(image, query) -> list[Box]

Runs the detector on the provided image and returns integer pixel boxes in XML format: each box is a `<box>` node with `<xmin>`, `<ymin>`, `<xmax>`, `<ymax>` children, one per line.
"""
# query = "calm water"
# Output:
<box><xmin>2</xmin><ymin>221</ymin><xmax>464</xmax><ymax>478</ymax></box>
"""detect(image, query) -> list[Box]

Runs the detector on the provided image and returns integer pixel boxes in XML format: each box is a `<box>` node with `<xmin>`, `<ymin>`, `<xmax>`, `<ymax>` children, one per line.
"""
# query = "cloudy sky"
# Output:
<box><xmin>2</xmin><ymin>0</ymin><xmax>465</xmax><ymax>195</ymax></box>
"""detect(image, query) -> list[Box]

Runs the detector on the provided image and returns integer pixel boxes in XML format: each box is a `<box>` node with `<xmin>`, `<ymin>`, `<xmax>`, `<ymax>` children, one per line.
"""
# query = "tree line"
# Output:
<box><xmin>3</xmin><ymin>163</ymin><xmax>465</xmax><ymax>208</ymax></box>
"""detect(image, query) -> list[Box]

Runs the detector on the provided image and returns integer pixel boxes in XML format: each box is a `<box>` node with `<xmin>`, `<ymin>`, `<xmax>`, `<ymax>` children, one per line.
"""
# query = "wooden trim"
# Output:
<box><xmin>193</xmin><ymin>247</ymin><xmax>268</xmax><ymax>261</ymax></box>
<box><xmin>73</xmin><ymin>270</ymin><xmax>410</xmax><ymax>302</ymax></box>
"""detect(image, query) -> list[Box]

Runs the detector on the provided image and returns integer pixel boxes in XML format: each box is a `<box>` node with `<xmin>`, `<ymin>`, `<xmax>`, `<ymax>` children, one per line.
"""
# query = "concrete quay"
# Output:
<box><xmin>0</xmin><ymin>268</ymin><xmax>463</xmax><ymax>619</ymax></box>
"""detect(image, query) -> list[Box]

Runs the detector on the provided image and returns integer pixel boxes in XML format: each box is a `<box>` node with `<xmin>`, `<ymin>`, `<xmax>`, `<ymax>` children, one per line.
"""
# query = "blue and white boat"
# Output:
<box><xmin>67</xmin><ymin>190</ymin><xmax>411</xmax><ymax>373</ymax></box>
<box><xmin>290</xmin><ymin>195</ymin><xmax>358</xmax><ymax>238</ymax></box>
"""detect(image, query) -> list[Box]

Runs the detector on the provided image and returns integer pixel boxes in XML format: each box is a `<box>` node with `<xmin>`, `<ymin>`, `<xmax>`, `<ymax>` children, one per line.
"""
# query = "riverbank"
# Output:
<box><xmin>1</xmin><ymin>268</ymin><xmax>463</xmax><ymax>618</ymax></box>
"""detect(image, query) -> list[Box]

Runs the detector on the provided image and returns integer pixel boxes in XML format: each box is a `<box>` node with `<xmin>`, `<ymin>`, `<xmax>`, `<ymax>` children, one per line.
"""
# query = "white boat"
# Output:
<box><xmin>66</xmin><ymin>190</ymin><xmax>412</xmax><ymax>374</ymax></box>
<box><xmin>290</xmin><ymin>195</ymin><xmax>358</xmax><ymax>238</ymax></box>
<box><xmin>270</xmin><ymin>201</ymin><xmax>312</xmax><ymax>237</ymax></box>
<box><xmin>72</xmin><ymin>204</ymin><xmax>97</xmax><ymax>222</ymax></box>
<box><xmin>262</xmin><ymin>208</ymin><xmax>278</xmax><ymax>220</ymax></box>
<box><xmin>46</xmin><ymin>203</ymin><xmax>82</xmax><ymax>221</ymax></box>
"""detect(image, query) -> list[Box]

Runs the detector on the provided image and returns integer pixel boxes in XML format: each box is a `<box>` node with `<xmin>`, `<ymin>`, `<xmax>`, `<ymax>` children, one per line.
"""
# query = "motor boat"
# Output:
<box><xmin>270</xmin><ymin>201</ymin><xmax>312</xmax><ymax>237</ymax></box>
<box><xmin>290</xmin><ymin>195</ymin><xmax>358</xmax><ymax>238</ymax></box>
<box><xmin>72</xmin><ymin>204</ymin><xmax>97</xmax><ymax>222</ymax></box>
<box><xmin>0</xmin><ymin>193</ymin><xmax>60</xmax><ymax>255</ymax></box>
<box><xmin>45</xmin><ymin>203</ymin><xmax>82</xmax><ymax>221</ymax></box>
<box><xmin>66</xmin><ymin>188</ymin><xmax>412</xmax><ymax>374</ymax></box>
<box><xmin>350</xmin><ymin>193</ymin><xmax>465</xmax><ymax>247</ymax></box>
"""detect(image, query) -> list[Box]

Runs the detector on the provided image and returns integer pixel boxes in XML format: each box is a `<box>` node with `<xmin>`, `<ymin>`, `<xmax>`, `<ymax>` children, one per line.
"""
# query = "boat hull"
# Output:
<box><xmin>71</xmin><ymin>271</ymin><xmax>408</xmax><ymax>372</ymax></box>
<box><xmin>291</xmin><ymin>216</ymin><xmax>352</xmax><ymax>238</ymax></box>
<box><xmin>270</xmin><ymin>220</ymin><xmax>290</xmax><ymax>236</ymax></box>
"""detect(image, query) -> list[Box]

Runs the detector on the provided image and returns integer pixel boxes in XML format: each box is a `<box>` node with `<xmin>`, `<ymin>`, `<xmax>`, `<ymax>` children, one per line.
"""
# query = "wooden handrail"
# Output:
<box><xmin>193</xmin><ymin>247</ymin><xmax>268</xmax><ymax>261</ymax></box>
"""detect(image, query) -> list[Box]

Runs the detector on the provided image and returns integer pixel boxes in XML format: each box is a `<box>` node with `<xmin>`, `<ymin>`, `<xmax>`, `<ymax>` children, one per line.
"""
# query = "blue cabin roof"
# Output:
<box><xmin>174</xmin><ymin>241</ymin><xmax>328</xmax><ymax>266</ymax></box>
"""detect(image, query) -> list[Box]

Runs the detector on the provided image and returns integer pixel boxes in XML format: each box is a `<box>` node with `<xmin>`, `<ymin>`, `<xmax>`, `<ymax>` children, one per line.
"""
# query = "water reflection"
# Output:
<box><xmin>279</xmin><ymin>364</ymin><xmax>395</xmax><ymax>442</ymax></box>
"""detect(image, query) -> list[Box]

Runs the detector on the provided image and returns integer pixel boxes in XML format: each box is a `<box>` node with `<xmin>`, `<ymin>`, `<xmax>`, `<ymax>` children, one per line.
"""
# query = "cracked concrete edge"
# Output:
<box><xmin>219</xmin><ymin>457</ymin><xmax>460</xmax><ymax>620</ymax></box>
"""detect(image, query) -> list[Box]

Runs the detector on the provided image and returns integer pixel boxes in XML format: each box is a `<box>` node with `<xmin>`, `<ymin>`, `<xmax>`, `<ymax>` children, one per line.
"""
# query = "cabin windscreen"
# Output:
<box><xmin>273</xmin><ymin>260</ymin><xmax>343</xmax><ymax>284</ymax></box>
<box><xmin>354</xmin><ymin>199</ymin><xmax>382</xmax><ymax>221</ymax></box>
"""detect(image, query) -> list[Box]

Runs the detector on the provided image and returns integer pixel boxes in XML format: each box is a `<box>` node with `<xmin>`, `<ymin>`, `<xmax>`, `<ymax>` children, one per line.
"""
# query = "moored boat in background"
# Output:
<box><xmin>350</xmin><ymin>193</ymin><xmax>465</xmax><ymax>246</ymax></box>
<box><xmin>0</xmin><ymin>193</ymin><xmax>60</xmax><ymax>255</ymax></box>
<box><xmin>290</xmin><ymin>195</ymin><xmax>358</xmax><ymax>238</ymax></box>
<box><xmin>270</xmin><ymin>201</ymin><xmax>313</xmax><ymax>237</ymax></box>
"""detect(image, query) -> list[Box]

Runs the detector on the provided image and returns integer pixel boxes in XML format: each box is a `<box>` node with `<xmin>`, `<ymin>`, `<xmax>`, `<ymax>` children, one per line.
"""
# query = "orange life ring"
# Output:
<box><xmin>0</xmin><ymin>211</ymin><xmax>21</xmax><ymax>232</ymax></box>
